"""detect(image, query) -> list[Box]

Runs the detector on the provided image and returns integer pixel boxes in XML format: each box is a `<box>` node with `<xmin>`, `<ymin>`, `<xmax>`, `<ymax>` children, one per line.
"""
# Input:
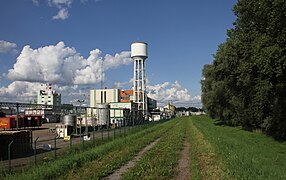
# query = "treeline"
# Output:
<box><xmin>201</xmin><ymin>0</ymin><xmax>286</xmax><ymax>140</ymax></box>
<box><xmin>176</xmin><ymin>107</ymin><xmax>202</xmax><ymax>112</ymax></box>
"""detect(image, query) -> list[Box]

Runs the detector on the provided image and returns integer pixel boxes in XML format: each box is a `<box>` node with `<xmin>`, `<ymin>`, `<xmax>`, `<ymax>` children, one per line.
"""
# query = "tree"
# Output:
<box><xmin>202</xmin><ymin>0</ymin><xmax>286</xmax><ymax>139</ymax></box>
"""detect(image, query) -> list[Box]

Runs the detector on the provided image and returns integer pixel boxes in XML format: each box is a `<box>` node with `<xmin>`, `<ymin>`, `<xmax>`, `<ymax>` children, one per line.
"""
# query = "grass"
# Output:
<box><xmin>121</xmin><ymin>117</ymin><xmax>186</xmax><ymax>179</ymax></box>
<box><xmin>58</xmin><ymin>120</ymin><xmax>176</xmax><ymax>179</ymax></box>
<box><xmin>4</xmin><ymin>116</ymin><xmax>284</xmax><ymax>179</ymax></box>
<box><xmin>188</xmin><ymin>116</ymin><xmax>227</xmax><ymax>179</ymax></box>
<box><xmin>191</xmin><ymin>115</ymin><xmax>286</xmax><ymax>179</ymax></box>
<box><xmin>2</xmin><ymin>120</ymin><xmax>174</xmax><ymax>180</ymax></box>
<box><xmin>0</xmin><ymin>123</ymin><xmax>153</xmax><ymax>177</ymax></box>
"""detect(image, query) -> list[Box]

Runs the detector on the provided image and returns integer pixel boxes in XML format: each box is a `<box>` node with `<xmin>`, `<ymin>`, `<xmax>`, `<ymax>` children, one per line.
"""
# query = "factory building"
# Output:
<box><xmin>37</xmin><ymin>84</ymin><xmax>61</xmax><ymax>107</ymax></box>
<box><xmin>90</xmin><ymin>89</ymin><xmax>120</xmax><ymax>106</ymax></box>
<box><xmin>89</xmin><ymin>88</ymin><xmax>157</xmax><ymax>126</ymax></box>
<box><xmin>87</xmin><ymin>41</ymin><xmax>159</xmax><ymax>126</ymax></box>
<box><xmin>28</xmin><ymin>84</ymin><xmax>62</xmax><ymax>123</ymax></box>
<box><xmin>120</xmin><ymin>90</ymin><xmax>134</xmax><ymax>103</ymax></box>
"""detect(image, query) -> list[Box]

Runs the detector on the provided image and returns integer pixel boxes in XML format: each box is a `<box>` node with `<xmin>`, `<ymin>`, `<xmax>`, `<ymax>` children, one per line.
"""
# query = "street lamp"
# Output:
<box><xmin>77</xmin><ymin>99</ymin><xmax>88</xmax><ymax>136</ymax></box>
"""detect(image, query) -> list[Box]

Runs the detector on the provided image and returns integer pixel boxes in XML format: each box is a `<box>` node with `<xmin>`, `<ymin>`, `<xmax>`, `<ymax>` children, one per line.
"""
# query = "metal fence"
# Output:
<box><xmin>0</xmin><ymin>101</ymin><xmax>153</xmax><ymax>173</ymax></box>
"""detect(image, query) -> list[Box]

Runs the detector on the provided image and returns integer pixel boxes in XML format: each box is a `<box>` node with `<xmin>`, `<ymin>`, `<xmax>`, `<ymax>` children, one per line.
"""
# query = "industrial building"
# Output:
<box><xmin>37</xmin><ymin>84</ymin><xmax>61</xmax><ymax>108</ymax></box>
<box><xmin>27</xmin><ymin>84</ymin><xmax>62</xmax><ymax>123</ymax></box>
<box><xmin>86</xmin><ymin>41</ymin><xmax>160</xmax><ymax>126</ymax></box>
<box><xmin>89</xmin><ymin>88</ymin><xmax>156</xmax><ymax>126</ymax></box>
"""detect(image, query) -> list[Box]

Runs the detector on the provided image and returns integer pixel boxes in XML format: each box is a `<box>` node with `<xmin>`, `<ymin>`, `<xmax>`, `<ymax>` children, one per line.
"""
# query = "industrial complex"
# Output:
<box><xmin>0</xmin><ymin>42</ymin><xmax>179</xmax><ymax>159</ymax></box>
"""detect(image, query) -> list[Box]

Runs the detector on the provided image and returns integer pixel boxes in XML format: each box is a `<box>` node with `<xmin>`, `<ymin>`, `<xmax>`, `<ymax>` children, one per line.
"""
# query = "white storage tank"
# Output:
<box><xmin>96</xmin><ymin>104</ymin><xmax>110</xmax><ymax>126</ymax></box>
<box><xmin>131</xmin><ymin>42</ymin><xmax>148</xmax><ymax>58</ymax></box>
<box><xmin>62</xmin><ymin>114</ymin><xmax>76</xmax><ymax>127</ymax></box>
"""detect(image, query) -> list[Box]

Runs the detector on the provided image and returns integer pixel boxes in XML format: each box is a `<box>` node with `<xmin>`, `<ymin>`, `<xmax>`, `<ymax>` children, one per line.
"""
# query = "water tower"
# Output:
<box><xmin>131</xmin><ymin>42</ymin><xmax>148</xmax><ymax>116</ymax></box>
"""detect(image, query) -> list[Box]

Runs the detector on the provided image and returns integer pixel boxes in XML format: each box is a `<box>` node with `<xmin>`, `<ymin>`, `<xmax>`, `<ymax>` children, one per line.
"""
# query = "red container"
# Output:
<box><xmin>0</xmin><ymin>117</ymin><xmax>13</xmax><ymax>128</ymax></box>
<box><xmin>0</xmin><ymin>116</ymin><xmax>24</xmax><ymax>129</ymax></box>
<box><xmin>31</xmin><ymin>115</ymin><xmax>42</xmax><ymax>127</ymax></box>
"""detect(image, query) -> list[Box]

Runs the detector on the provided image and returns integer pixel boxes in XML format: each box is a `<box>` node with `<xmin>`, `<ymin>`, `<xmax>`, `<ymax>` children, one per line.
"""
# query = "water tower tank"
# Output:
<box><xmin>131</xmin><ymin>42</ymin><xmax>148</xmax><ymax>58</ymax></box>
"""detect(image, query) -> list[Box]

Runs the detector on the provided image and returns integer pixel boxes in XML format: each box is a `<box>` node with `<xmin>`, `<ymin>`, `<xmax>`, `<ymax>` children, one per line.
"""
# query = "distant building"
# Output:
<box><xmin>37</xmin><ymin>84</ymin><xmax>61</xmax><ymax>107</ymax></box>
<box><xmin>89</xmin><ymin>88</ymin><xmax>156</xmax><ymax>125</ymax></box>
<box><xmin>31</xmin><ymin>84</ymin><xmax>62</xmax><ymax>122</ymax></box>
<box><xmin>147</xmin><ymin>97</ymin><xmax>157</xmax><ymax>110</ymax></box>
<box><xmin>120</xmin><ymin>90</ymin><xmax>134</xmax><ymax>103</ymax></box>
<box><xmin>90</xmin><ymin>89</ymin><xmax>120</xmax><ymax>106</ymax></box>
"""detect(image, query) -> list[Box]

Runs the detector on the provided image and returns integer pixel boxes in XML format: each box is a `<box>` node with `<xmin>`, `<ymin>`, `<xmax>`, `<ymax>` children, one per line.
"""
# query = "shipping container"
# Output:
<box><xmin>0</xmin><ymin>116</ymin><xmax>24</xmax><ymax>129</ymax></box>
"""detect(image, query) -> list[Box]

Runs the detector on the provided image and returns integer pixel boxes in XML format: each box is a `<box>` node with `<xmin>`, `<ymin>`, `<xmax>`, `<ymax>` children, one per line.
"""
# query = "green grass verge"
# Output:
<box><xmin>188</xmin><ymin>116</ymin><xmax>227</xmax><ymax>179</ymax></box>
<box><xmin>191</xmin><ymin>115</ymin><xmax>286</xmax><ymax>179</ymax></box>
<box><xmin>58</xmin><ymin>120</ymin><xmax>177</xmax><ymax>179</ymax></box>
<box><xmin>185</xmin><ymin>117</ymin><xmax>200</xmax><ymax>179</ymax></box>
<box><xmin>121</xmin><ymin>117</ymin><xmax>186</xmax><ymax>179</ymax></box>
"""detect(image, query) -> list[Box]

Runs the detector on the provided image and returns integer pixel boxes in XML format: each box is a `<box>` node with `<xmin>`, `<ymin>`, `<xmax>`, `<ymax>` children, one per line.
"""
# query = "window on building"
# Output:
<box><xmin>101</xmin><ymin>91</ymin><xmax>103</xmax><ymax>104</ymax></box>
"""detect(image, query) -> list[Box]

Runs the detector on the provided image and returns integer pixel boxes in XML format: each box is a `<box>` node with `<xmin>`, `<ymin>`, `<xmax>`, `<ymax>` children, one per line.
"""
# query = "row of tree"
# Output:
<box><xmin>176</xmin><ymin>107</ymin><xmax>202</xmax><ymax>112</ymax></box>
<box><xmin>201</xmin><ymin>0</ymin><xmax>286</xmax><ymax>140</ymax></box>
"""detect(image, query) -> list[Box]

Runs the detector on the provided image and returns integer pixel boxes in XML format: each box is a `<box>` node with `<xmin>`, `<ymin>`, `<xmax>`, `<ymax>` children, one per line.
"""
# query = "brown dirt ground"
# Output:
<box><xmin>174</xmin><ymin>133</ymin><xmax>191</xmax><ymax>180</ymax></box>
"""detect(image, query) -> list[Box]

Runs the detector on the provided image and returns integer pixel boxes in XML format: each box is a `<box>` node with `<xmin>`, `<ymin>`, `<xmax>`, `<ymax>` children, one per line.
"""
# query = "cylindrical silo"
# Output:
<box><xmin>62</xmin><ymin>114</ymin><xmax>76</xmax><ymax>127</ymax></box>
<box><xmin>96</xmin><ymin>104</ymin><xmax>110</xmax><ymax>126</ymax></box>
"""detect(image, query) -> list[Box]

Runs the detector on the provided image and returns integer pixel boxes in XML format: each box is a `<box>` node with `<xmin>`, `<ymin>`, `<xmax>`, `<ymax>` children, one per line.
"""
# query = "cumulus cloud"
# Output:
<box><xmin>147</xmin><ymin>81</ymin><xmax>201</xmax><ymax>107</ymax></box>
<box><xmin>7</xmin><ymin>41</ymin><xmax>132</xmax><ymax>85</ymax></box>
<box><xmin>0</xmin><ymin>81</ymin><xmax>42</xmax><ymax>102</ymax></box>
<box><xmin>0</xmin><ymin>40</ymin><xmax>17</xmax><ymax>54</ymax></box>
<box><xmin>0</xmin><ymin>81</ymin><xmax>82</xmax><ymax>103</ymax></box>
<box><xmin>53</xmin><ymin>8</ymin><xmax>69</xmax><ymax>20</ymax></box>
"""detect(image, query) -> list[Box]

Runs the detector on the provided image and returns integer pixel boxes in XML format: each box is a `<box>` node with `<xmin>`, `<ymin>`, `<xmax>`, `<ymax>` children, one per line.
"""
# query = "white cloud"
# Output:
<box><xmin>33</xmin><ymin>0</ymin><xmax>100</xmax><ymax>20</ymax></box>
<box><xmin>53</xmin><ymin>8</ymin><xmax>69</xmax><ymax>20</ymax></box>
<box><xmin>0</xmin><ymin>40</ymin><xmax>17</xmax><ymax>54</ymax></box>
<box><xmin>103</xmin><ymin>51</ymin><xmax>132</xmax><ymax>70</ymax></box>
<box><xmin>32</xmin><ymin>0</ymin><xmax>39</xmax><ymax>5</ymax></box>
<box><xmin>0</xmin><ymin>81</ymin><xmax>42</xmax><ymax>102</ymax></box>
<box><xmin>147</xmin><ymin>81</ymin><xmax>201</xmax><ymax>107</ymax></box>
<box><xmin>47</xmin><ymin>0</ymin><xmax>73</xmax><ymax>20</ymax></box>
<box><xmin>0</xmin><ymin>81</ymin><xmax>84</xmax><ymax>103</ymax></box>
<box><xmin>48</xmin><ymin>0</ymin><xmax>73</xmax><ymax>8</ymax></box>
<box><xmin>0</xmin><ymin>79</ymin><xmax>200</xmax><ymax>107</ymax></box>
<box><xmin>7</xmin><ymin>41</ymin><xmax>132</xmax><ymax>85</ymax></box>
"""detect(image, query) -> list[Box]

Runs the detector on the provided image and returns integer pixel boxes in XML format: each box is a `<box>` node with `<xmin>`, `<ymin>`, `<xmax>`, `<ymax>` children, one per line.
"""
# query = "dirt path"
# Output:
<box><xmin>174</xmin><ymin>132</ymin><xmax>190</xmax><ymax>180</ymax></box>
<box><xmin>106</xmin><ymin>138</ymin><xmax>161</xmax><ymax>180</ymax></box>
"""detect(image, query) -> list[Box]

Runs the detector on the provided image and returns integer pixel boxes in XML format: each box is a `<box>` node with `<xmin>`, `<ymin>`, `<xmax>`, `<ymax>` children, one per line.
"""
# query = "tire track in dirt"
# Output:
<box><xmin>174</xmin><ymin>131</ymin><xmax>190</xmax><ymax>180</ymax></box>
<box><xmin>106</xmin><ymin>138</ymin><xmax>161</xmax><ymax>180</ymax></box>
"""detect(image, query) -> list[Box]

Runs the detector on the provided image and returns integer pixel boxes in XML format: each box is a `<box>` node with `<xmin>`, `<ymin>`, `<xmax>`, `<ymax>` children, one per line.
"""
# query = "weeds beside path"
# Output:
<box><xmin>188</xmin><ymin>116</ymin><xmax>227</xmax><ymax>179</ymax></box>
<box><xmin>173</xmin><ymin>128</ymin><xmax>190</xmax><ymax>180</ymax></box>
<box><xmin>106</xmin><ymin>138</ymin><xmax>161</xmax><ymax>180</ymax></box>
<box><xmin>121</xmin><ymin>118</ymin><xmax>186</xmax><ymax>179</ymax></box>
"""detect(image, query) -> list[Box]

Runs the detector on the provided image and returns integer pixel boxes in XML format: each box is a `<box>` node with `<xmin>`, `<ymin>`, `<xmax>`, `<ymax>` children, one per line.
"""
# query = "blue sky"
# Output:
<box><xmin>0</xmin><ymin>0</ymin><xmax>237</xmax><ymax>107</ymax></box>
